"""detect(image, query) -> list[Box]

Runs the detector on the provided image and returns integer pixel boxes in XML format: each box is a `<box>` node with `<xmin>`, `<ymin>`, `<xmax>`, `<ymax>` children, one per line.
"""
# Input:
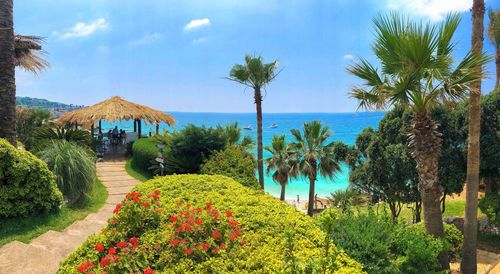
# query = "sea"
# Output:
<box><xmin>102</xmin><ymin>112</ymin><xmax>385</xmax><ymax>199</ymax></box>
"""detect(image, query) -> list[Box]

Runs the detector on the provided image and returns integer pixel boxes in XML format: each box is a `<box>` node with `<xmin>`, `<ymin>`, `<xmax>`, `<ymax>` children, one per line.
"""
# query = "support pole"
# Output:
<box><xmin>134</xmin><ymin>119</ymin><xmax>137</xmax><ymax>132</ymax></box>
<box><xmin>156</xmin><ymin>123</ymin><xmax>159</xmax><ymax>135</ymax></box>
<box><xmin>138</xmin><ymin>120</ymin><xmax>142</xmax><ymax>139</ymax></box>
<box><xmin>91</xmin><ymin>124</ymin><xmax>94</xmax><ymax>139</ymax></box>
<box><xmin>99</xmin><ymin>120</ymin><xmax>102</xmax><ymax>134</ymax></box>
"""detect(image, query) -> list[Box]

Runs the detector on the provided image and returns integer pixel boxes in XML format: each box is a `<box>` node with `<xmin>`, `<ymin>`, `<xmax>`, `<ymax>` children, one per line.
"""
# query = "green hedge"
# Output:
<box><xmin>0</xmin><ymin>139</ymin><xmax>63</xmax><ymax>218</ymax></box>
<box><xmin>131</xmin><ymin>138</ymin><xmax>158</xmax><ymax>174</ymax></box>
<box><xmin>59</xmin><ymin>175</ymin><xmax>363</xmax><ymax>273</ymax></box>
<box><xmin>479</xmin><ymin>194</ymin><xmax>500</xmax><ymax>227</ymax></box>
<box><xmin>201</xmin><ymin>146</ymin><xmax>259</xmax><ymax>189</ymax></box>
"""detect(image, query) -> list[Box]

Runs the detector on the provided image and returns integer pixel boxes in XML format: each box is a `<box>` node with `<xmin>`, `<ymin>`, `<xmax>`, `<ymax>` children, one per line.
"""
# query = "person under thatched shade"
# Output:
<box><xmin>58</xmin><ymin>96</ymin><xmax>175</xmax><ymax>138</ymax></box>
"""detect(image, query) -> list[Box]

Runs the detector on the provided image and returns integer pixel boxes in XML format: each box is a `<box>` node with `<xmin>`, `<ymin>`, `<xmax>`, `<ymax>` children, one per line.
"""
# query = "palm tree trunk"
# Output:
<box><xmin>495</xmin><ymin>50</ymin><xmax>499</xmax><ymax>89</ymax></box>
<box><xmin>307</xmin><ymin>162</ymin><xmax>317</xmax><ymax>217</ymax></box>
<box><xmin>280</xmin><ymin>182</ymin><xmax>286</xmax><ymax>201</ymax></box>
<box><xmin>0</xmin><ymin>0</ymin><xmax>17</xmax><ymax>145</ymax></box>
<box><xmin>409</xmin><ymin>112</ymin><xmax>449</xmax><ymax>270</ymax></box>
<box><xmin>462</xmin><ymin>1</ymin><xmax>484</xmax><ymax>272</ymax></box>
<box><xmin>254</xmin><ymin>87</ymin><xmax>264</xmax><ymax>189</ymax></box>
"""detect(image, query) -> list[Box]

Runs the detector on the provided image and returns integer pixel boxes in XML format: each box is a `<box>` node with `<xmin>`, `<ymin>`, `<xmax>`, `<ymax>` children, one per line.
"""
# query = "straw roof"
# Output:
<box><xmin>15</xmin><ymin>34</ymin><xmax>49</xmax><ymax>74</ymax></box>
<box><xmin>58</xmin><ymin>96</ymin><xmax>176</xmax><ymax>128</ymax></box>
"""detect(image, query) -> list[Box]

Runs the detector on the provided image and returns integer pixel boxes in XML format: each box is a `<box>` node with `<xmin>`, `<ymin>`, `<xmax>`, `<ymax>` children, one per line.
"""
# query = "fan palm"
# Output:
<box><xmin>0</xmin><ymin>0</ymin><xmax>48</xmax><ymax>144</ymax></box>
<box><xmin>227</xmin><ymin>55</ymin><xmax>280</xmax><ymax>189</ymax></box>
<box><xmin>347</xmin><ymin>13</ymin><xmax>488</xmax><ymax>270</ymax></box>
<box><xmin>488</xmin><ymin>8</ymin><xmax>500</xmax><ymax>89</ymax></box>
<box><xmin>289</xmin><ymin>121</ymin><xmax>341</xmax><ymax>216</ymax></box>
<box><xmin>265</xmin><ymin>134</ymin><xmax>293</xmax><ymax>201</ymax></box>
<box><xmin>217</xmin><ymin>122</ymin><xmax>255</xmax><ymax>149</ymax></box>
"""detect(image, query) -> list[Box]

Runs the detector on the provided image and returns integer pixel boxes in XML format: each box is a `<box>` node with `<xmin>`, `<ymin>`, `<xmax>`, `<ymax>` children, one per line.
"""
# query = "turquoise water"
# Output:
<box><xmin>102</xmin><ymin>112</ymin><xmax>384</xmax><ymax>199</ymax></box>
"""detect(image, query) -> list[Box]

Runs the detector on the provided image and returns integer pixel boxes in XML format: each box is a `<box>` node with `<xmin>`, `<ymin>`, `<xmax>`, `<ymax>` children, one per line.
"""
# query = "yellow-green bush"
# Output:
<box><xmin>0</xmin><ymin>139</ymin><xmax>63</xmax><ymax>218</ymax></box>
<box><xmin>58</xmin><ymin>175</ymin><xmax>363</xmax><ymax>273</ymax></box>
<box><xmin>131</xmin><ymin>138</ymin><xmax>158</xmax><ymax>174</ymax></box>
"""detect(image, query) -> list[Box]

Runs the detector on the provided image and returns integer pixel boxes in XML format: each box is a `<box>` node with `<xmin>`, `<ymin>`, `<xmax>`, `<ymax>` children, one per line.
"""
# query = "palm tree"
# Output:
<box><xmin>217</xmin><ymin>122</ymin><xmax>254</xmax><ymax>149</ymax></box>
<box><xmin>488</xmin><ymin>8</ymin><xmax>500</xmax><ymax>89</ymax></box>
<box><xmin>462</xmin><ymin>1</ymin><xmax>486</xmax><ymax>272</ymax></box>
<box><xmin>265</xmin><ymin>134</ymin><xmax>293</xmax><ymax>201</ymax></box>
<box><xmin>0</xmin><ymin>0</ymin><xmax>48</xmax><ymax>144</ymax></box>
<box><xmin>228</xmin><ymin>55</ymin><xmax>280</xmax><ymax>189</ymax></box>
<box><xmin>289</xmin><ymin>121</ymin><xmax>341</xmax><ymax>216</ymax></box>
<box><xmin>347</xmin><ymin>13</ymin><xmax>487</xmax><ymax>270</ymax></box>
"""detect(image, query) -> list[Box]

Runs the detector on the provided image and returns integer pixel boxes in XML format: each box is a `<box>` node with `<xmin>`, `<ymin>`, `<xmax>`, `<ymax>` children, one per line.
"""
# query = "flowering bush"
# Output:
<box><xmin>59</xmin><ymin>175</ymin><xmax>363</xmax><ymax>273</ymax></box>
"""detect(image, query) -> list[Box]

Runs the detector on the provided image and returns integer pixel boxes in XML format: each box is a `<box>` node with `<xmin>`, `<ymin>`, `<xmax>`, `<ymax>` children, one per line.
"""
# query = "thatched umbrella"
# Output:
<box><xmin>58</xmin><ymin>96</ymin><xmax>176</xmax><ymax>138</ymax></box>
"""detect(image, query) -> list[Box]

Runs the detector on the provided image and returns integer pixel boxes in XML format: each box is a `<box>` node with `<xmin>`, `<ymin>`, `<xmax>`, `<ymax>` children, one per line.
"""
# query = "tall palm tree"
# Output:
<box><xmin>228</xmin><ymin>55</ymin><xmax>280</xmax><ymax>189</ymax></box>
<box><xmin>462</xmin><ymin>1</ymin><xmax>486</xmax><ymax>272</ymax></box>
<box><xmin>217</xmin><ymin>122</ymin><xmax>254</xmax><ymax>149</ymax></box>
<box><xmin>347</xmin><ymin>13</ymin><xmax>487</xmax><ymax>270</ymax></box>
<box><xmin>488</xmin><ymin>8</ymin><xmax>500</xmax><ymax>89</ymax></box>
<box><xmin>0</xmin><ymin>0</ymin><xmax>48</xmax><ymax>144</ymax></box>
<box><xmin>265</xmin><ymin>134</ymin><xmax>293</xmax><ymax>201</ymax></box>
<box><xmin>289</xmin><ymin>121</ymin><xmax>341</xmax><ymax>216</ymax></box>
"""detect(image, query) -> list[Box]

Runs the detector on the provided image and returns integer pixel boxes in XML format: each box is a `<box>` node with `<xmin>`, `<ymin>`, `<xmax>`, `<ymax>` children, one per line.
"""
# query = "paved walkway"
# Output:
<box><xmin>0</xmin><ymin>161</ymin><xmax>139</xmax><ymax>274</ymax></box>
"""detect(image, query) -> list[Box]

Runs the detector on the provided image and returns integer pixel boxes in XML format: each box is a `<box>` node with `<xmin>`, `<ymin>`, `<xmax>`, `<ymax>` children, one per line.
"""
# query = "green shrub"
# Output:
<box><xmin>59</xmin><ymin>175</ymin><xmax>363</xmax><ymax>273</ymax></box>
<box><xmin>479</xmin><ymin>194</ymin><xmax>500</xmax><ymax>227</ymax></box>
<box><xmin>201</xmin><ymin>146</ymin><xmax>259</xmax><ymax>189</ymax></box>
<box><xmin>0</xmin><ymin>139</ymin><xmax>63</xmax><ymax>218</ymax></box>
<box><xmin>16</xmin><ymin>106</ymin><xmax>51</xmax><ymax>150</ymax></box>
<box><xmin>37</xmin><ymin>140</ymin><xmax>97</xmax><ymax>205</ymax></box>
<box><xmin>323</xmin><ymin>208</ymin><xmax>450</xmax><ymax>274</ymax></box>
<box><xmin>407</xmin><ymin>222</ymin><xmax>463</xmax><ymax>260</ymax></box>
<box><xmin>131</xmin><ymin>138</ymin><xmax>158</xmax><ymax>174</ymax></box>
<box><xmin>34</xmin><ymin>126</ymin><xmax>92</xmax><ymax>149</ymax></box>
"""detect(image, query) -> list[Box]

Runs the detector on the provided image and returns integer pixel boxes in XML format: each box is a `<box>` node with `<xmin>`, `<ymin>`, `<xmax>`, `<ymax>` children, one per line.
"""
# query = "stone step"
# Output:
<box><xmin>105</xmin><ymin>194</ymin><xmax>126</xmax><ymax>205</ymax></box>
<box><xmin>0</xmin><ymin>241</ymin><xmax>62</xmax><ymax>274</ymax></box>
<box><xmin>107</xmin><ymin>185</ymin><xmax>135</xmax><ymax>195</ymax></box>
<box><xmin>64</xmin><ymin>220</ymin><xmax>104</xmax><ymax>238</ymax></box>
<box><xmin>102</xmin><ymin>179</ymin><xmax>139</xmax><ymax>188</ymax></box>
<box><xmin>98</xmin><ymin>175</ymin><xmax>139</xmax><ymax>182</ymax></box>
<box><xmin>30</xmin><ymin>230</ymin><xmax>86</xmax><ymax>258</ymax></box>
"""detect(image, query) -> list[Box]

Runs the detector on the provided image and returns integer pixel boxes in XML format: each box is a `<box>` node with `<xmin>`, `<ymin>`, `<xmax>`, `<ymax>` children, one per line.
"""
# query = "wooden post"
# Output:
<box><xmin>90</xmin><ymin>124</ymin><xmax>94</xmax><ymax>139</ymax></box>
<box><xmin>134</xmin><ymin>119</ymin><xmax>137</xmax><ymax>132</ymax></box>
<box><xmin>156</xmin><ymin>123</ymin><xmax>159</xmax><ymax>135</ymax></box>
<box><xmin>98</xmin><ymin>120</ymin><xmax>102</xmax><ymax>134</ymax></box>
<box><xmin>138</xmin><ymin>119</ymin><xmax>142</xmax><ymax>139</ymax></box>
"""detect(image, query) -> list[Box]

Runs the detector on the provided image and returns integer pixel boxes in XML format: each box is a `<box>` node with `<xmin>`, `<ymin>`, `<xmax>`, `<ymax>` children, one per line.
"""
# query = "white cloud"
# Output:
<box><xmin>130</xmin><ymin>33</ymin><xmax>161</xmax><ymax>46</ymax></box>
<box><xmin>343</xmin><ymin>54</ymin><xmax>354</xmax><ymax>60</ymax></box>
<box><xmin>54</xmin><ymin>18</ymin><xmax>109</xmax><ymax>39</ymax></box>
<box><xmin>184</xmin><ymin>18</ymin><xmax>211</xmax><ymax>31</ymax></box>
<box><xmin>385</xmin><ymin>0</ymin><xmax>472</xmax><ymax>21</ymax></box>
<box><xmin>192</xmin><ymin>37</ymin><xmax>209</xmax><ymax>44</ymax></box>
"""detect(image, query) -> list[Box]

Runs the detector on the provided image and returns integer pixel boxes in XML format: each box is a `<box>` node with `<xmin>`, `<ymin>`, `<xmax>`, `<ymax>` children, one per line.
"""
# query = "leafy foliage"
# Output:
<box><xmin>131</xmin><ymin>138</ymin><xmax>159</xmax><ymax>174</ymax></box>
<box><xmin>15</xmin><ymin>106</ymin><xmax>50</xmax><ymax>150</ymax></box>
<box><xmin>37</xmin><ymin>140</ymin><xmax>96</xmax><ymax>205</ymax></box>
<box><xmin>227</xmin><ymin>55</ymin><xmax>280</xmax><ymax>89</ymax></box>
<box><xmin>201</xmin><ymin>146</ymin><xmax>259</xmax><ymax>189</ymax></box>
<box><xmin>0</xmin><ymin>139</ymin><xmax>63</xmax><ymax>218</ymax></box>
<box><xmin>34</xmin><ymin>125</ymin><xmax>92</xmax><ymax>149</ymax></box>
<box><xmin>264</xmin><ymin>134</ymin><xmax>294</xmax><ymax>200</ymax></box>
<box><xmin>328</xmin><ymin>188</ymin><xmax>365</xmax><ymax>213</ymax></box>
<box><xmin>479</xmin><ymin>194</ymin><xmax>500</xmax><ymax>227</ymax></box>
<box><xmin>321</xmin><ymin>208</ymin><xmax>457</xmax><ymax>274</ymax></box>
<box><xmin>59</xmin><ymin>175</ymin><xmax>363</xmax><ymax>273</ymax></box>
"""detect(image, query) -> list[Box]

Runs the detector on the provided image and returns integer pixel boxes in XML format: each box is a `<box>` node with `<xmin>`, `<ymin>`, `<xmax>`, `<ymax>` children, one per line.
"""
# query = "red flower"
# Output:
<box><xmin>113</xmin><ymin>203</ymin><xmax>122</xmax><ymax>214</ymax></box>
<box><xmin>95</xmin><ymin>243</ymin><xmax>105</xmax><ymax>252</ymax></box>
<box><xmin>116</xmin><ymin>241</ymin><xmax>128</xmax><ymax>248</ymax></box>
<box><xmin>212</xmin><ymin>248</ymin><xmax>219</xmax><ymax>254</ymax></box>
<box><xmin>170</xmin><ymin>239</ymin><xmax>180</xmax><ymax>246</ymax></box>
<box><xmin>228</xmin><ymin>220</ymin><xmax>238</xmax><ymax>227</ymax></box>
<box><xmin>99</xmin><ymin>256</ymin><xmax>110</xmax><ymax>267</ymax></box>
<box><xmin>144</xmin><ymin>268</ymin><xmax>154</xmax><ymax>274</ymax></box>
<box><xmin>176</xmin><ymin>201</ymin><xmax>183</xmax><ymax>206</ymax></box>
<box><xmin>225</xmin><ymin>210</ymin><xmax>233</xmax><ymax>217</ymax></box>
<box><xmin>129</xmin><ymin>237</ymin><xmax>139</xmax><ymax>248</ymax></box>
<box><xmin>175</xmin><ymin>226</ymin><xmax>183</xmax><ymax>233</ymax></box>
<box><xmin>142</xmin><ymin>201</ymin><xmax>150</xmax><ymax>208</ymax></box>
<box><xmin>212</xmin><ymin>231</ymin><xmax>221</xmax><ymax>239</ymax></box>
<box><xmin>108</xmin><ymin>247</ymin><xmax>116</xmax><ymax>255</ymax></box>
<box><xmin>195</xmin><ymin>219</ymin><xmax>203</xmax><ymax>225</ymax></box>
<box><xmin>154</xmin><ymin>209</ymin><xmax>162</xmax><ymax>214</ymax></box>
<box><xmin>205</xmin><ymin>202</ymin><xmax>213</xmax><ymax>208</ymax></box>
<box><xmin>202</xmin><ymin>243</ymin><xmax>209</xmax><ymax>251</ymax></box>
<box><xmin>170</xmin><ymin>215</ymin><xmax>179</xmax><ymax>223</ymax></box>
<box><xmin>229</xmin><ymin>233</ymin><xmax>238</xmax><ymax>241</ymax></box>
<box><xmin>241</xmin><ymin>239</ymin><xmax>247</xmax><ymax>245</ymax></box>
<box><xmin>179</xmin><ymin>239</ymin><xmax>185</xmax><ymax>246</ymax></box>
<box><xmin>100</xmin><ymin>229</ymin><xmax>107</xmax><ymax>235</ymax></box>
<box><xmin>220</xmin><ymin>243</ymin><xmax>227</xmax><ymax>249</ymax></box>
<box><xmin>184</xmin><ymin>247</ymin><xmax>192</xmax><ymax>255</ymax></box>
<box><xmin>133</xmin><ymin>196</ymin><xmax>141</xmax><ymax>203</ymax></box>
<box><xmin>213</xmin><ymin>215</ymin><xmax>219</xmax><ymax>221</ymax></box>
<box><xmin>76</xmin><ymin>260</ymin><xmax>94</xmax><ymax>273</ymax></box>
<box><xmin>195</xmin><ymin>207</ymin><xmax>202</xmax><ymax>213</ymax></box>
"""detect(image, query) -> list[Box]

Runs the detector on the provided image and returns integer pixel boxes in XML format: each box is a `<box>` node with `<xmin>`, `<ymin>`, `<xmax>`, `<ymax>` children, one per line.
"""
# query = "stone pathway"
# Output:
<box><xmin>450</xmin><ymin>249</ymin><xmax>500</xmax><ymax>274</ymax></box>
<box><xmin>0</xmin><ymin>161</ymin><xmax>139</xmax><ymax>274</ymax></box>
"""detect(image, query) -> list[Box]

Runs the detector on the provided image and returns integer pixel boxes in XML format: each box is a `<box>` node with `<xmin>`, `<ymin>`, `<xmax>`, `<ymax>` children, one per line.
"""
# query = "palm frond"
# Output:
<box><xmin>14</xmin><ymin>34</ymin><xmax>49</xmax><ymax>74</ymax></box>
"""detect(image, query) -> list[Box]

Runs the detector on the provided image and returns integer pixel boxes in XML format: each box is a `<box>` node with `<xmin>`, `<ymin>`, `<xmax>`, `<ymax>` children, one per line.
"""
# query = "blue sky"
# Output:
<box><xmin>14</xmin><ymin>0</ymin><xmax>500</xmax><ymax>113</ymax></box>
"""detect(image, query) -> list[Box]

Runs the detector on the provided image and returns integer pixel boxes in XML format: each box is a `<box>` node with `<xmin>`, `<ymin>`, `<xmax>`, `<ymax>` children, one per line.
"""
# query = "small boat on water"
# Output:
<box><xmin>270</xmin><ymin>123</ymin><xmax>278</xmax><ymax>129</ymax></box>
<box><xmin>243</xmin><ymin>125</ymin><xmax>253</xmax><ymax>130</ymax></box>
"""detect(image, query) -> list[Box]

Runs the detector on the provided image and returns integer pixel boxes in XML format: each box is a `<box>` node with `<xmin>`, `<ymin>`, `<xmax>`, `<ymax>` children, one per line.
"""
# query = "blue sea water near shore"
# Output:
<box><xmin>102</xmin><ymin>112</ymin><xmax>385</xmax><ymax>199</ymax></box>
